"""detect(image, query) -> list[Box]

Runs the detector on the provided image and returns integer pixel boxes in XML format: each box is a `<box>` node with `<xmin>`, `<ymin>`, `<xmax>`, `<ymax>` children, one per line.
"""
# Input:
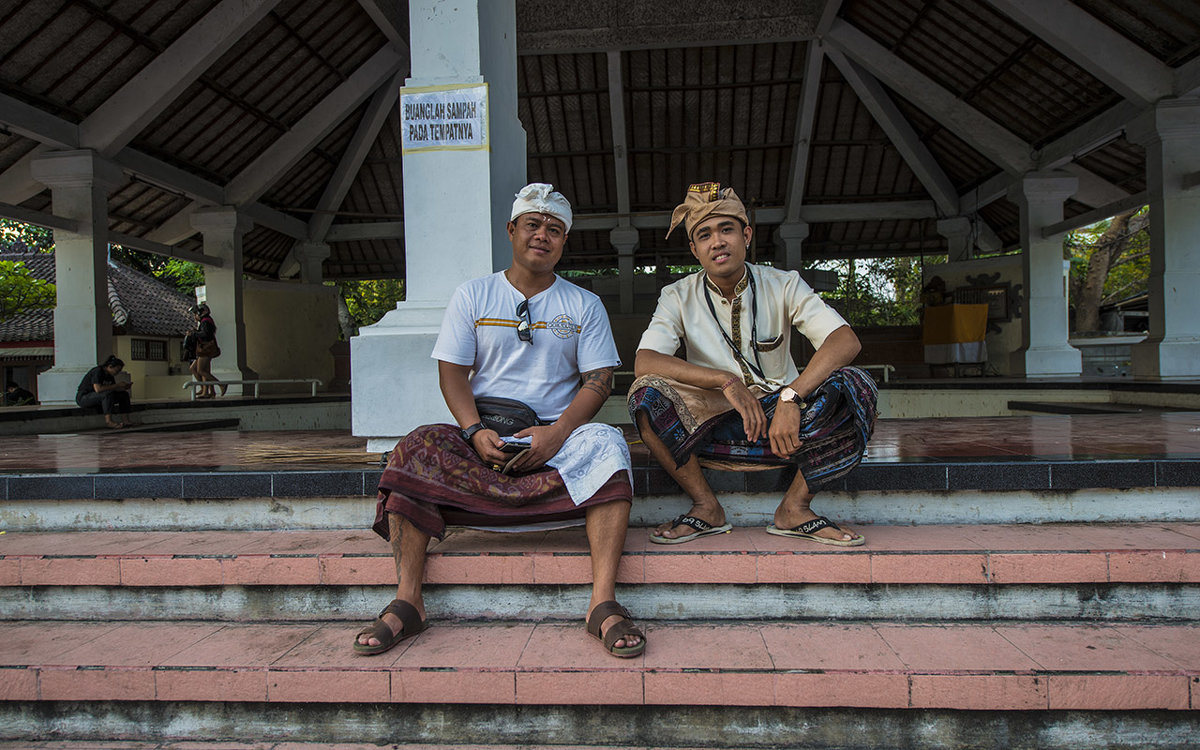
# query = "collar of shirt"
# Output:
<box><xmin>702</xmin><ymin>267</ymin><xmax>750</xmax><ymax>301</ymax></box>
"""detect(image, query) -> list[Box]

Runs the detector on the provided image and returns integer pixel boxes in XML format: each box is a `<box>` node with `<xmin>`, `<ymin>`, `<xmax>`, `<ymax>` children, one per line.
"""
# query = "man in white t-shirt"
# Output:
<box><xmin>355</xmin><ymin>183</ymin><xmax>644</xmax><ymax>660</ymax></box>
<box><xmin>629</xmin><ymin>182</ymin><xmax>878</xmax><ymax>547</ymax></box>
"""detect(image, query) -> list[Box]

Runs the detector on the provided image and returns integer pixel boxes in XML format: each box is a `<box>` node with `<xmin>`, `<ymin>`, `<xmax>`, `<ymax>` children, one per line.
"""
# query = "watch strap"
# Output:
<box><xmin>460</xmin><ymin>422</ymin><xmax>486</xmax><ymax>442</ymax></box>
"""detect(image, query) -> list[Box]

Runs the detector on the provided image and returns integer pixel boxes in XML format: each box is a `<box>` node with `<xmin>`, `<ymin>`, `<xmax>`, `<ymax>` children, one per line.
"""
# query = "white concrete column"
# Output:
<box><xmin>31</xmin><ymin>150</ymin><xmax>124</xmax><ymax>405</ymax></box>
<box><xmin>937</xmin><ymin>216</ymin><xmax>973</xmax><ymax>262</ymax></box>
<box><xmin>191</xmin><ymin>207</ymin><xmax>256</xmax><ymax>391</ymax></box>
<box><xmin>610</xmin><ymin>225</ymin><xmax>639</xmax><ymax>315</ymax></box>
<box><xmin>351</xmin><ymin>0</ymin><xmax>526</xmax><ymax>448</ymax></box>
<box><xmin>293</xmin><ymin>241</ymin><xmax>331</xmax><ymax>284</ymax></box>
<box><xmin>1127</xmin><ymin>98</ymin><xmax>1200</xmax><ymax>379</ymax></box>
<box><xmin>1007</xmin><ymin>172</ymin><xmax>1081</xmax><ymax>377</ymax></box>
<box><xmin>773</xmin><ymin>221</ymin><xmax>810</xmax><ymax>270</ymax></box>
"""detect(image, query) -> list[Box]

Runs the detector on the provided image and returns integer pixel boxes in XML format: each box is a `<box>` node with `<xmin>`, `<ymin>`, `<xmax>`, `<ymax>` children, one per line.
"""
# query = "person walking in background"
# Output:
<box><xmin>190</xmin><ymin>304</ymin><xmax>225</xmax><ymax>399</ymax></box>
<box><xmin>76</xmin><ymin>355</ymin><xmax>133</xmax><ymax>428</ymax></box>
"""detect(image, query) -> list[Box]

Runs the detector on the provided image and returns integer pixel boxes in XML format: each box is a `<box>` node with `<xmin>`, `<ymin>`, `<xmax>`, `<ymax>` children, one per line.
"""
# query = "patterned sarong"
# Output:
<box><xmin>374</xmin><ymin>423</ymin><xmax>633</xmax><ymax>540</ymax></box>
<box><xmin>628</xmin><ymin>367</ymin><xmax>878</xmax><ymax>489</ymax></box>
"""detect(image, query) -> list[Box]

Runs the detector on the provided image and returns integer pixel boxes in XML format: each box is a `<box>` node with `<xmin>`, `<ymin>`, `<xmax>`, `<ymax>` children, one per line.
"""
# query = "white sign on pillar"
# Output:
<box><xmin>351</xmin><ymin>0</ymin><xmax>526</xmax><ymax>451</ymax></box>
<box><xmin>401</xmin><ymin>84</ymin><xmax>489</xmax><ymax>152</ymax></box>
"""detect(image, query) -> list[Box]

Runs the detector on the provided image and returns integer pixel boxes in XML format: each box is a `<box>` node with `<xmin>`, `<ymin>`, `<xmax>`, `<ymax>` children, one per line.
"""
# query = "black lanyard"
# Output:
<box><xmin>703</xmin><ymin>266</ymin><xmax>766</xmax><ymax>382</ymax></box>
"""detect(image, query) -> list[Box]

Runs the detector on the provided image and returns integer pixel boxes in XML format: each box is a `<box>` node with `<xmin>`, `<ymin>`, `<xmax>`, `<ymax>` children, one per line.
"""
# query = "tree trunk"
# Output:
<box><xmin>1073</xmin><ymin>210</ymin><xmax>1147</xmax><ymax>333</ymax></box>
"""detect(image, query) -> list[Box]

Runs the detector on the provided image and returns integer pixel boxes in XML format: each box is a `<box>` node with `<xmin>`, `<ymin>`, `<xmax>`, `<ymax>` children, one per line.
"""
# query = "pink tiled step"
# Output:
<box><xmin>0</xmin><ymin>620</ymin><xmax>1195</xmax><ymax>710</ymax></box>
<box><xmin>1</xmin><ymin>523</ymin><xmax>1197</xmax><ymax>587</ymax></box>
<box><xmin>0</xmin><ymin>744</ymin><xmax>664</xmax><ymax>750</ymax></box>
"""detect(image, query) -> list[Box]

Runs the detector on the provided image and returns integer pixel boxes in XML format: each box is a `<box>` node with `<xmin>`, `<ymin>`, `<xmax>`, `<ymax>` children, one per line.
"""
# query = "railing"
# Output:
<box><xmin>859</xmin><ymin>364</ymin><xmax>895</xmax><ymax>383</ymax></box>
<box><xmin>182</xmin><ymin>379</ymin><xmax>322</xmax><ymax>400</ymax></box>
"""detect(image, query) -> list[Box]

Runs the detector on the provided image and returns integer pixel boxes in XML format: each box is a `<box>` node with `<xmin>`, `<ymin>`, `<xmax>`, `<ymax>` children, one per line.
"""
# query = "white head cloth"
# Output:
<box><xmin>509</xmin><ymin>182</ymin><xmax>572</xmax><ymax>232</ymax></box>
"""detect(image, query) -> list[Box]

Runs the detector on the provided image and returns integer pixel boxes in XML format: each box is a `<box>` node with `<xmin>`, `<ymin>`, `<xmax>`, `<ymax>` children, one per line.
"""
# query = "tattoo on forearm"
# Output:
<box><xmin>580</xmin><ymin>367</ymin><xmax>614</xmax><ymax>400</ymax></box>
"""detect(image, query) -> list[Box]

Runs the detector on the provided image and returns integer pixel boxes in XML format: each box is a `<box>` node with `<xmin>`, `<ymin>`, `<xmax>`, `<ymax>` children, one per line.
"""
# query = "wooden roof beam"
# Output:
<box><xmin>826</xmin><ymin>19</ymin><xmax>1034</xmax><ymax>175</ymax></box>
<box><xmin>79</xmin><ymin>0</ymin><xmax>282</xmax><ymax>158</ymax></box>
<box><xmin>826</xmin><ymin>48</ymin><xmax>959</xmax><ymax>217</ymax></box>
<box><xmin>781</xmin><ymin>41</ymin><xmax>825</xmax><ymax>225</ymax></box>
<box><xmin>982</xmin><ymin>0</ymin><xmax>1172</xmax><ymax>106</ymax></box>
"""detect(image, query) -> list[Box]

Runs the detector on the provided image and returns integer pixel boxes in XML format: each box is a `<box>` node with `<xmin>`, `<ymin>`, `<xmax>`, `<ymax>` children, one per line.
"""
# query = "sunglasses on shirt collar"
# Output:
<box><xmin>516</xmin><ymin>299</ymin><xmax>533</xmax><ymax>344</ymax></box>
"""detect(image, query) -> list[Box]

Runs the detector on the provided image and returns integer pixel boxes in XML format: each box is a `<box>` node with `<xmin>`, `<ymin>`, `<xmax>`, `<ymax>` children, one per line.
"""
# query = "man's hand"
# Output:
<box><xmin>768</xmin><ymin>399</ymin><xmax>803</xmax><ymax>458</ymax></box>
<box><xmin>722</xmin><ymin>380</ymin><xmax>768</xmax><ymax>443</ymax></box>
<box><xmin>507</xmin><ymin>422</ymin><xmax>569</xmax><ymax>473</ymax></box>
<box><xmin>469</xmin><ymin>428</ymin><xmax>509</xmax><ymax>467</ymax></box>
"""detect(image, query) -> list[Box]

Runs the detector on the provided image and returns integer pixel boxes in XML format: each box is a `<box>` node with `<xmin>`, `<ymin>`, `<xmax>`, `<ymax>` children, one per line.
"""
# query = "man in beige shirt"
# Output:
<box><xmin>629</xmin><ymin>182</ymin><xmax>878</xmax><ymax>545</ymax></box>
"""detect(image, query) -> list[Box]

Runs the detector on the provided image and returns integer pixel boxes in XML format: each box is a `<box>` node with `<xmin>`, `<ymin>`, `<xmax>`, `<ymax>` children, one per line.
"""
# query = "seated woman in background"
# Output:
<box><xmin>76</xmin><ymin>355</ymin><xmax>133</xmax><ymax>429</ymax></box>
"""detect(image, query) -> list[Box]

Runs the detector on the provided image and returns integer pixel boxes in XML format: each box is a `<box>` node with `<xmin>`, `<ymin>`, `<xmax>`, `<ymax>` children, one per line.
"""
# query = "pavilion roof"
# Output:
<box><xmin>1</xmin><ymin>1</ymin><xmax>1195</xmax><ymax>277</ymax></box>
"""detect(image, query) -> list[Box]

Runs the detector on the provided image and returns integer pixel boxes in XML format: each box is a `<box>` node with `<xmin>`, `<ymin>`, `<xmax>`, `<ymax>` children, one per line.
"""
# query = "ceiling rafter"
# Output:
<box><xmin>826</xmin><ymin>47</ymin><xmax>958</xmax><ymax>217</ymax></box>
<box><xmin>826</xmin><ymin>18</ymin><xmax>1034</xmax><ymax>175</ymax></box>
<box><xmin>982</xmin><ymin>0</ymin><xmax>1173</xmax><ymax>106</ymax></box>
<box><xmin>145</xmin><ymin>44</ymin><xmax>406</xmax><ymax>245</ymax></box>
<box><xmin>781</xmin><ymin>40</ymin><xmax>825</xmax><ymax>225</ymax></box>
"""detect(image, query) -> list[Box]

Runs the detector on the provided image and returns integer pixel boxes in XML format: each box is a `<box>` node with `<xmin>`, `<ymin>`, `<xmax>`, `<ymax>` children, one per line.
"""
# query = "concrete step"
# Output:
<box><xmin>1</xmin><ymin>619</ymin><xmax>1196</xmax><ymax>711</ymax></box>
<box><xmin>3</xmin><ymin>525</ymin><xmax>1197</xmax><ymax>623</ymax></box>
<box><xmin>4</xmin><ymin>460</ymin><xmax>1200</xmax><ymax>532</ymax></box>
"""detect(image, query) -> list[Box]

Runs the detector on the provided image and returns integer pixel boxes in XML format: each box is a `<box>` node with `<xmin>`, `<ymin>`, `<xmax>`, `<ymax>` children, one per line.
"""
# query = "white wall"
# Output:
<box><xmin>242</xmin><ymin>280</ymin><xmax>339</xmax><ymax>393</ymax></box>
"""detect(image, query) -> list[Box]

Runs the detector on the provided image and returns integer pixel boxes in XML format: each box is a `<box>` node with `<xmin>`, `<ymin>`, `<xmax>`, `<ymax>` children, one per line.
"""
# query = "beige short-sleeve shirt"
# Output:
<box><xmin>637</xmin><ymin>263</ymin><xmax>848</xmax><ymax>389</ymax></box>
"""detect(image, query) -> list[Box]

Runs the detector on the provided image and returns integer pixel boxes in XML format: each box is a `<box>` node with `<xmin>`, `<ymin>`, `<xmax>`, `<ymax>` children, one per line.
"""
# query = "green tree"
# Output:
<box><xmin>340</xmin><ymin>278</ymin><xmax>406</xmax><ymax>329</ymax></box>
<box><xmin>1066</xmin><ymin>208</ymin><xmax>1150</xmax><ymax>333</ymax></box>
<box><xmin>809</xmin><ymin>256</ymin><xmax>934</xmax><ymax>326</ymax></box>
<box><xmin>0</xmin><ymin>260</ymin><xmax>56</xmax><ymax>321</ymax></box>
<box><xmin>109</xmin><ymin>245</ymin><xmax>205</xmax><ymax>295</ymax></box>
<box><xmin>0</xmin><ymin>218</ymin><xmax>54</xmax><ymax>253</ymax></box>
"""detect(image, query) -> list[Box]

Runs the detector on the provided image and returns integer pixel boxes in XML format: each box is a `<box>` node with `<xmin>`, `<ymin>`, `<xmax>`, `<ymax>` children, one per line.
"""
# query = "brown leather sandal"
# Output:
<box><xmin>586</xmin><ymin>600</ymin><xmax>646</xmax><ymax>658</ymax></box>
<box><xmin>353</xmin><ymin>598</ymin><xmax>427</xmax><ymax>656</ymax></box>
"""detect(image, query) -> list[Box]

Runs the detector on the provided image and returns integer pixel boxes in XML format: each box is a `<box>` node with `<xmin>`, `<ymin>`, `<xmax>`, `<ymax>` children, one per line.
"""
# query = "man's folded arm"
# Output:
<box><xmin>634</xmin><ymin>347</ymin><xmax>734</xmax><ymax>390</ymax></box>
<box><xmin>785</xmin><ymin>324</ymin><xmax>861</xmax><ymax>397</ymax></box>
<box><xmin>552</xmin><ymin>365</ymin><xmax>615</xmax><ymax>435</ymax></box>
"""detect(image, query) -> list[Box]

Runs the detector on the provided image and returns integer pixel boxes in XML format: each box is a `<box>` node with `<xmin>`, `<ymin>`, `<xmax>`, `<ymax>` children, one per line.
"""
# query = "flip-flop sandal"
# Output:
<box><xmin>766</xmin><ymin>515</ymin><xmax>865</xmax><ymax>547</ymax></box>
<box><xmin>586</xmin><ymin>600</ymin><xmax>646</xmax><ymax>658</ymax></box>
<box><xmin>649</xmin><ymin>514</ymin><xmax>733</xmax><ymax>545</ymax></box>
<box><xmin>353</xmin><ymin>598</ymin><xmax>427</xmax><ymax>656</ymax></box>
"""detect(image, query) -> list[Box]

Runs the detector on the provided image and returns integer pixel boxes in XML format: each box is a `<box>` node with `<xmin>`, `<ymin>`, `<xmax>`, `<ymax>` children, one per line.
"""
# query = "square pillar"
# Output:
<box><xmin>31</xmin><ymin>150</ymin><xmax>124</xmax><ymax>405</ymax></box>
<box><xmin>610</xmin><ymin>225</ymin><xmax>639</xmax><ymax>314</ymax></box>
<box><xmin>937</xmin><ymin>216</ymin><xmax>973</xmax><ymax>262</ymax></box>
<box><xmin>773</xmin><ymin>221</ymin><xmax>810</xmax><ymax>270</ymax></box>
<box><xmin>191</xmin><ymin>207</ymin><xmax>256</xmax><ymax>390</ymax></box>
<box><xmin>1127</xmin><ymin>98</ymin><xmax>1200</xmax><ymax>379</ymax></box>
<box><xmin>293</xmin><ymin>241</ymin><xmax>331</xmax><ymax>284</ymax></box>
<box><xmin>352</xmin><ymin>0</ymin><xmax>526</xmax><ymax>449</ymax></box>
<box><xmin>1007</xmin><ymin>172</ymin><xmax>1082</xmax><ymax>377</ymax></box>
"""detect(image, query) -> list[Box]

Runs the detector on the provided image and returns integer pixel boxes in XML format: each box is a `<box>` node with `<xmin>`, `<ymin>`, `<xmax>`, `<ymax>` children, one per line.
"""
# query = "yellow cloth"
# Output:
<box><xmin>922</xmin><ymin>303</ymin><xmax>989</xmax><ymax>345</ymax></box>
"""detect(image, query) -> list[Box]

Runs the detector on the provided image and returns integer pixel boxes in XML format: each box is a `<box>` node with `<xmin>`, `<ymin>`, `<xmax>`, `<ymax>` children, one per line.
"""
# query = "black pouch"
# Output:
<box><xmin>474</xmin><ymin>396</ymin><xmax>543</xmax><ymax>437</ymax></box>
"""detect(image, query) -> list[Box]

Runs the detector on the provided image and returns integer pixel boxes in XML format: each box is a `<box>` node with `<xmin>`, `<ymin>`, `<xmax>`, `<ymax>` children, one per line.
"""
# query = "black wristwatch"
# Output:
<box><xmin>461</xmin><ymin>422</ymin><xmax>486</xmax><ymax>443</ymax></box>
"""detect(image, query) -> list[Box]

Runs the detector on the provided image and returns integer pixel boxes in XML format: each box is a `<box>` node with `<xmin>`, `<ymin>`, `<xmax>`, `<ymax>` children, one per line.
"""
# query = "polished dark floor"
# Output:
<box><xmin>1</xmin><ymin>412</ymin><xmax>1198</xmax><ymax>474</ymax></box>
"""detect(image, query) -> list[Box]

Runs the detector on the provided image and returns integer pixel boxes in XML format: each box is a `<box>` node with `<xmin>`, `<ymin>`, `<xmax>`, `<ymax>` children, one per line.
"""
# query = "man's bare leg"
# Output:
<box><xmin>636</xmin><ymin>412</ymin><xmax>726</xmax><ymax>540</ymax></box>
<box><xmin>772</xmin><ymin>470</ymin><xmax>859</xmax><ymax>543</ymax></box>
<box><xmin>584</xmin><ymin>498</ymin><xmax>641</xmax><ymax>650</ymax></box>
<box><xmin>357</xmin><ymin>512</ymin><xmax>431</xmax><ymax>648</ymax></box>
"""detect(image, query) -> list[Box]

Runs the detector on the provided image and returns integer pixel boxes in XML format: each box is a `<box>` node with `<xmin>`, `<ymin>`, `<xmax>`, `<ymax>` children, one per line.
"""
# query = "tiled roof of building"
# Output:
<box><xmin>0</xmin><ymin>252</ymin><xmax>195</xmax><ymax>342</ymax></box>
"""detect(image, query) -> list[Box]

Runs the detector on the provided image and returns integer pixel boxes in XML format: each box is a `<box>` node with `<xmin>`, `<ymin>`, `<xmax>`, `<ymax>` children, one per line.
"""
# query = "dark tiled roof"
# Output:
<box><xmin>0</xmin><ymin>252</ymin><xmax>194</xmax><ymax>341</ymax></box>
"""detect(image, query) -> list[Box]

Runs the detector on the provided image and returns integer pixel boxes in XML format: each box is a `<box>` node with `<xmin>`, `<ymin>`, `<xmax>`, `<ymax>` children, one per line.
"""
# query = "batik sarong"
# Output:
<box><xmin>627</xmin><ymin>366</ymin><xmax>878</xmax><ymax>489</ymax></box>
<box><xmin>374</xmin><ymin>423</ymin><xmax>633</xmax><ymax>540</ymax></box>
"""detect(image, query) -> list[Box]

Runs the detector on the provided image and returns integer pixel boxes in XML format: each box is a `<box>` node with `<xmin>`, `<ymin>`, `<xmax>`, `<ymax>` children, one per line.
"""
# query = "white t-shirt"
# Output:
<box><xmin>432</xmin><ymin>271</ymin><xmax>621</xmax><ymax>421</ymax></box>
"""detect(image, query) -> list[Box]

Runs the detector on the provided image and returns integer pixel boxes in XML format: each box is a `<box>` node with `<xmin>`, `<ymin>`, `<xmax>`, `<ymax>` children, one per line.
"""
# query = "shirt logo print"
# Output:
<box><xmin>548</xmin><ymin>313</ymin><xmax>580</xmax><ymax>339</ymax></box>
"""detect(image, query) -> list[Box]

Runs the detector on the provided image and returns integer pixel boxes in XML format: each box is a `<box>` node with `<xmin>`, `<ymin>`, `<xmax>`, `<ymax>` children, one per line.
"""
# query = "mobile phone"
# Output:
<box><xmin>500</xmin><ymin>442</ymin><xmax>527</xmax><ymax>454</ymax></box>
